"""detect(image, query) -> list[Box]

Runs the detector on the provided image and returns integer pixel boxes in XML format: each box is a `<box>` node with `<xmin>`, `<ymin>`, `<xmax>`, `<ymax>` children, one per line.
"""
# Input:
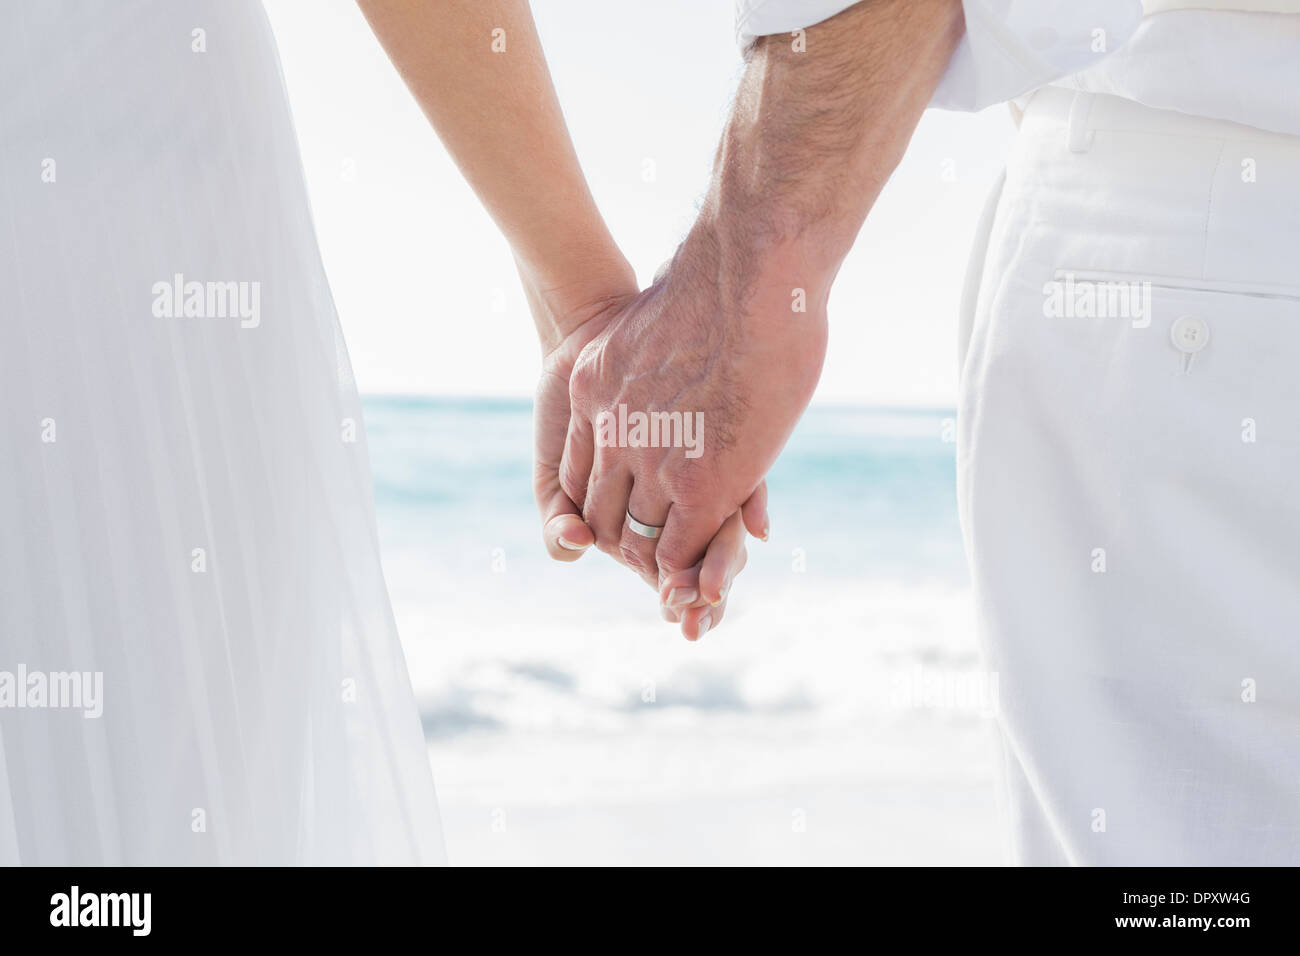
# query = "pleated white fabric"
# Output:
<box><xmin>959</xmin><ymin>88</ymin><xmax>1300</xmax><ymax>864</ymax></box>
<box><xmin>0</xmin><ymin>0</ymin><xmax>445</xmax><ymax>864</ymax></box>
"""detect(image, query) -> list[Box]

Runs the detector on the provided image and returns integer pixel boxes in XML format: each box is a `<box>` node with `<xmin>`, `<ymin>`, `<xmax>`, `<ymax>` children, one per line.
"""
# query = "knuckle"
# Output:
<box><xmin>567</xmin><ymin>345</ymin><xmax>601</xmax><ymax>405</ymax></box>
<box><xmin>654</xmin><ymin>538</ymin><xmax>693</xmax><ymax>574</ymax></box>
<box><xmin>664</xmin><ymin>463</ymin><xmax>719</xmax><ymax>509</ymax></box>
<box><xmin>585</xmin><ymin>512</ymin><xmax>621</xmax><ymax>556</ymax></box>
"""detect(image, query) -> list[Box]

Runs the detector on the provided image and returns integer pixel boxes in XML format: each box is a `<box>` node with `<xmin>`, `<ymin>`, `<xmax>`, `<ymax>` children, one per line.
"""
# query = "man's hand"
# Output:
<box><xmin>561</xmin><ymin>226</ymin><xmax>819</xmax><ymax>584</ymax></box>
<box><xmin>557</xmin><ymin>0</ymin><xmax>964</xmax><ymax>588</ymax></box>
<box><xmin>528</xmin><ymin>274</ymin><xmax>761</xmax><ymax>640</ymax></box>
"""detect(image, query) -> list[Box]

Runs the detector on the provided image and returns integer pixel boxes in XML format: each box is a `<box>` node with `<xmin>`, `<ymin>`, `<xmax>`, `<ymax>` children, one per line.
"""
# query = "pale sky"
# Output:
<box><xmin>262</xmin><ymin>0</ymin><xmax>1017</xmax><ymax>407</ymax></box>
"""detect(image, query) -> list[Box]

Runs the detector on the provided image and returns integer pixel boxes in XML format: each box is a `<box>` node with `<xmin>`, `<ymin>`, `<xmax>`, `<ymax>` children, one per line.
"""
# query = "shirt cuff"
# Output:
<box><xmin>733</xmin><ymin>0</ymin><xmax>1146</xmax><ymax>112</ymax></box>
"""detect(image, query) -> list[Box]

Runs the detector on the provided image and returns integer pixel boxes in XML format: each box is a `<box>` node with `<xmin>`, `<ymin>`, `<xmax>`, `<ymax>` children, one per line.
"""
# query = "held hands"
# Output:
<box><xmin>528</xmin><ymin>224</ymin><xmax>828</xmax><ymax>640</ymax></box>
<box><xmin>529</xmin><ymin>272</ymin><xmax>754</xmax><ymax>640</ymax></box>
<box><xmin>363</xmin><ymin>0</ymin><xmax>951</xmax><ymax>641</ymax></box>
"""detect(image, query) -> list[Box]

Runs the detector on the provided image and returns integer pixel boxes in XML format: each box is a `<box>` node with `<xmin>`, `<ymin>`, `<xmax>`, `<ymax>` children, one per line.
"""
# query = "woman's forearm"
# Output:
<box><xmin>356</xmin><ymin>0</ymin><xmax>635</xmax><ymax>350</ymax></box>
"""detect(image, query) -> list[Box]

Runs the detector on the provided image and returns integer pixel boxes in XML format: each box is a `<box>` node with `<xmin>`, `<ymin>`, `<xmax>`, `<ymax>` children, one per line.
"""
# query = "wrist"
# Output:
<box><xmin>700</xmin><ymin>122</ymin><xmax>874</xmax><ymax>287</ymax></box>
<box><xmin>663</xmin><ymin>215</ymin><xmax>830</xmax><ymax>405</ymax></box>
<box><xmin>519</xmin><ymin>250</ymin><xmax>637</xmax><ymax>356</ymax></box>
<box><xmin>683</xmin><ymin>202</ymin><xmax>840</xmax><ymax>315</ymax></box>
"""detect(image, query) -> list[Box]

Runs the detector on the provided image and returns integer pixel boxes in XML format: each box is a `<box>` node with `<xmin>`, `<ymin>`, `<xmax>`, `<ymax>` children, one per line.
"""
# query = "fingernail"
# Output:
<box><xmin>695</xmin><ymin>615</ymin><xmax>712</xmax><ymax>640</ymax></box>
<box><xmin>558</xmin><ymin>537</ymin><xmax>589</xmax><ymax>551</ymax></box>
<box><xmin>760</xmin><ymin>523</ymin><xmax>770</xmax><ymax>542</ymax></box>
<box><xmin>710</xmin><ymin>584</ymin><xmax>727</xmax><ymax>607</ymax></box>
<box><xmin>666</xmin><ymin>587</ymin><xmax>698</xmax><ymax>607</ymax></box>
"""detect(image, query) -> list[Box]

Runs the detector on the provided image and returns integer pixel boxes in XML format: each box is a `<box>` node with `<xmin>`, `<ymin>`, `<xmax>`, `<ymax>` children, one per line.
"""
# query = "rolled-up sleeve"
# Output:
<box><xmin>734</xmin><ymin>0</ymin><xmax>1145</xmax><ymax>111</ymax></box>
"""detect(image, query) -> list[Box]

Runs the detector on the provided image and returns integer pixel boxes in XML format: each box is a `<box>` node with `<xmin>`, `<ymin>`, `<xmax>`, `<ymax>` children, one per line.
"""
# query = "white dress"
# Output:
<box><xmin>0</xmin><ymin>0</ymin><xmax>444</xmax><ymax>864</ymax></box>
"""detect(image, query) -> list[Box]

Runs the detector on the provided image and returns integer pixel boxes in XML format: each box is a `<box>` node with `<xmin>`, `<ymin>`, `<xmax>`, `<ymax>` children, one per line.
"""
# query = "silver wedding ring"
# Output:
<box><xmin>626</xmin><ymin>510</ymin><xmax>664</xmax><ymax>539</ymax></box>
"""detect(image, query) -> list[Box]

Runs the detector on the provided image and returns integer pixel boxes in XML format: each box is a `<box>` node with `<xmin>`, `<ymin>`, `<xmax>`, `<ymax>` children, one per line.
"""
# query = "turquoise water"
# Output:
<box><xmin>363</xmin><ymin>396</ymin><xmax>969</xmax><ymax>589</ymax></box>
<box><xmin>361</xmin><ymin>397</ymin><xmax>995</xmax><ymax>865</ymax></box>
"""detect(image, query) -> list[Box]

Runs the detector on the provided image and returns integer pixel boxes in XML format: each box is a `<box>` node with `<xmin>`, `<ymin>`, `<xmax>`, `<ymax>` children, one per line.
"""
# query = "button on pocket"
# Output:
<box><xmin>1171</xmin><ymin>315</ymin><xmax>1209</xmax><ymax>373</ymax></box>
<box><xmin>1171</xmin><ymin>315</ymin><xmax>1210</xmax><ymax>353</ymax></box>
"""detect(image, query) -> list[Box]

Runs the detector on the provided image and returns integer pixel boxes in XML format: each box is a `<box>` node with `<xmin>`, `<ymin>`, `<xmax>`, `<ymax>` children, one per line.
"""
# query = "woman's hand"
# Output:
<box><xmin>530</xmin><ymin>283</ymin><xmax>630</xmax><ymax>563</ymax></box>
<box><xmin>526</xmin><ymin>273</ymin><xmax>765</xmax><ymax>640</ymax></box>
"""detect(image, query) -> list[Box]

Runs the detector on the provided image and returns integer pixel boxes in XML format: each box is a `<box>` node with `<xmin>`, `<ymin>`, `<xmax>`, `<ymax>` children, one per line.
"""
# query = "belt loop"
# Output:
<box><xmin>1067</xmin><ymin>91</ymin><xmax>1096</xmax><ymax>153</ymax></box>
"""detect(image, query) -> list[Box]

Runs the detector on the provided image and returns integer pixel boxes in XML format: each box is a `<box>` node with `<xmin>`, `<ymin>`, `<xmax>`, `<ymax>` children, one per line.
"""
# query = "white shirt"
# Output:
<box><xmin>734</xmin><ymin>0</ymin><xmax>1300</xmax><ymax>135</ymax></box>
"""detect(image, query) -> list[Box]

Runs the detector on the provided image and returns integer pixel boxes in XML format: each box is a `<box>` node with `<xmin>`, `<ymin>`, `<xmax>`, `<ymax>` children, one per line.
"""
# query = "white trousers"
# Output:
<box><xmin>959</xmin><ymin>87</ymin><xmax>1300</xmax><ymax>865</ymax></box>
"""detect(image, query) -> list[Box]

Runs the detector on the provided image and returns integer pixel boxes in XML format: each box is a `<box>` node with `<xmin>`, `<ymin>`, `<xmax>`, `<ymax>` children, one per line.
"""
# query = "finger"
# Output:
<box><xmin>660</xmin><ymin>571</ymin><xmax>700</xmax><ymax>611</ymax></box>
<box><xmin>541</xmin><ymin>508</ymin><xmax>594</xmax><ymax>562</ymax></box>
<box><xmin>558</xmin><ymin>414</ymin><xmax>596</xmax><ymax>512</ymax></box>
<box><xmin>654</xmin><ymin>564</ymin><xmax>712</xmax><ymax>636</ymax></box>
<box><xmin>533</xmin><ymin>384</ymin><xmax>593</xmax><ymax>563</ymax></box>
<box><xmin>620</xmin><ymin>480</ymin><xmax>671</xmax><ymax>583</ymax></box>
<box><xmin>698</xmin><ymin>511</ymin><xmax>747</xmax><ymax>606</ymax></box>
<box><xmin>659</xmin><ymin>510</ymin><xmax>747</xmax><ymax>610</ymax></box>
<box><xmin>582</xmin><ymin>458</ymin><xmax>632</xmax><ymax>559</ymax></box>
<box><xmin>656</xmin><ymin>564</ymin><xmax>729</xmax><ymax>640</ymax></box>
<box><xmin>740</xmin><ymin>480</ymin><xmax>769</xmax><ymax>542</ymax></box>
<box><xmin>680</xmin><ymin>599</ymin><xmax>724</xmax><ymax>642</ymax></box>
<box><xmin>653</xmin><ymin>499</ymin><xmax>729</xmax><ymax>582</ymax></box>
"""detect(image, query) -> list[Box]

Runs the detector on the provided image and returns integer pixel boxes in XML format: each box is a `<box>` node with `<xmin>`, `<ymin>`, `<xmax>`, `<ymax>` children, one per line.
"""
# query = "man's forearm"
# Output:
<box><xmin>693</xmin><ymin>0</ymin><xmax>965</xmax><ymax>306</ymax></box>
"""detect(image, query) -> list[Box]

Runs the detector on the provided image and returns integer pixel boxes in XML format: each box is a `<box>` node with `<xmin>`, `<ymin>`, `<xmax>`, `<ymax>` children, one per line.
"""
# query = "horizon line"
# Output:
<box><xmin>359</xmin><ymin>391</ymin><xmax>958</xmax><ymax>415</ymax></box>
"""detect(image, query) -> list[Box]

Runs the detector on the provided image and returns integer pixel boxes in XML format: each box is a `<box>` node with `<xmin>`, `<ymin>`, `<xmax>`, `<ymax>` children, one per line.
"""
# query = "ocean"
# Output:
<box><xmin>363</xmin><ymin>396</ymin><xmax>1002</xmax><ymax>865</ymax></box>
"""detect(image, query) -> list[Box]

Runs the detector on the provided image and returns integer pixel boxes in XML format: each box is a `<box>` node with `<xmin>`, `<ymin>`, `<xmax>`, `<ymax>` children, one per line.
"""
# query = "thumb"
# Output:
<box><xmin>740</xmin><ymin>479</ymin><xmax>770</xmax><ymax>542</ymax></box>
<box><xmin>533</xmin><ymin>372</ymin><xmax>595</xmax><ymax>561</ymax></box>
<box><xmin>540</xmin><ymin>490</ymin><xmax>594</xmax><ymax>561</ymax></box>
